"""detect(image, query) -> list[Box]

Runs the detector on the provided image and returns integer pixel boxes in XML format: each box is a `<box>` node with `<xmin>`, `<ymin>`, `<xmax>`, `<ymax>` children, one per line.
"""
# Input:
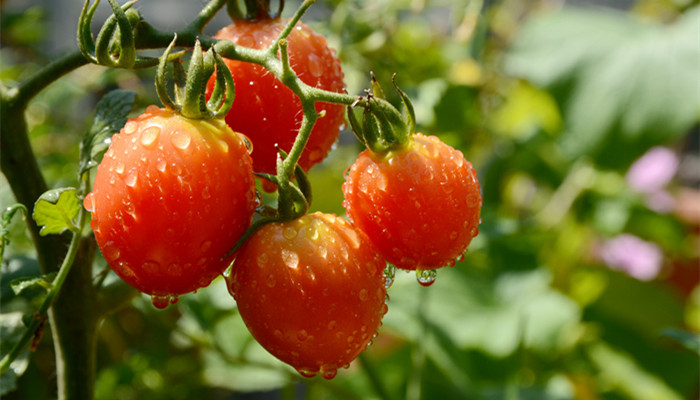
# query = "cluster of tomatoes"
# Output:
<box><xmin>85</xmin><ymin>16</ymin><xmax>482</xmax><ymax>379</ymax></box>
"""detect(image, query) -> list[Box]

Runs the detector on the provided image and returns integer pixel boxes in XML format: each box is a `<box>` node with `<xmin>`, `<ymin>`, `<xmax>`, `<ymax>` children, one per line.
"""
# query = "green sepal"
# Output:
<box><xmin>392</xmin><ymin>73</ymin><xmax>416</xmax><ymax>137</ymax></box>
<box><xmin>32</xmin><ymin>188</ymin><xmax>81</xmax><ymax>236</ymax></box>
<box><xmin>155</xmin><ymin>35</ymin><xmax>180</xmax><ymax>111</ymax></box>
<box><xmin>370</xmin><ymin>71</ymin><xmax>386</xmax><ymax>100</ymax></box>
<box><xmin>346</xmin><ymin>105</ymin><xmax>367</xmax><ymax>147</ymax></box>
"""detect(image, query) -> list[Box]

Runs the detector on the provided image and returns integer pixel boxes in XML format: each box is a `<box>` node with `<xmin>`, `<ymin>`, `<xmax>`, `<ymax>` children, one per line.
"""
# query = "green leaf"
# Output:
<box><xmin>78</xmin><ymin>89</ymin><xmax>136</xmax><ymax>178</ymax></box>
<box><xmin>32</xmin><ymin>188</ymin><xmax>80</xmax><ymax>236</ymax></box>
<box><xmin>9</xmin><ymin>273</ymin><xmax>56</xmax><ymax>295</ymax></box>
<box><xmin>506</xmin><ymin>6</ymin><xmax>700</xmax><ymax>168</ymax></box>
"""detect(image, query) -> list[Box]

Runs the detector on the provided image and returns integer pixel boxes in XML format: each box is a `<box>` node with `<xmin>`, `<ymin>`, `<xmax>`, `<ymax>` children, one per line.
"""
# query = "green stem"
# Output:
<box><xmin>187</xmin><ymin>0</ymin><xmax>228</xmax><ymax>33</ymax></box>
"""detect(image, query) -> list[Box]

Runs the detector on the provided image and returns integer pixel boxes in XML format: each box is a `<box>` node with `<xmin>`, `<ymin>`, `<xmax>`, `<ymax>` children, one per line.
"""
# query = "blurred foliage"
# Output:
<box><xmin>1</xmin><ymin>0</ymin><xmax>698</xmax><ymax>399</ymax></box>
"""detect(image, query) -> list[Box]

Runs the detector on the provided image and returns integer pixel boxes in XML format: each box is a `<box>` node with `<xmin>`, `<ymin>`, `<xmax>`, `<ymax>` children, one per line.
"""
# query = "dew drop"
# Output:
<box><xmin>139</xmin><ymin>126</ymin><xmax>160</xmax><ymax>148</ymax></box>
<box><xmin>274</xmin><ymin>329</ymin><xmax>283</xmax><ymax>338</ymax></box>
<box><xmin>171</xmin><ymin>130</ymin><xmax>191</xmax><ymax>150</ymax></box>
<box><xmin>143</xmin><ymin>260</ymin><xmax>160</xmax><ymax>273</ymax></box>
<box><xmin>169</xmin><ymin>263</ymin><xmax>182</xmax><ymax>276</ymax></box>
<box><xmin>218</xmin><ymin>140</ymin><xmax>229</xmax><ymax>153</ymax></box>
<box><xmin>155</xmin><ymin>158</ymin><xmax>166</xmax><ymax>172</ymax></box>
<box><xmin>115</xmin><ymin>162</ymin><xmax>125</xmax><ymax>174</ymax></box>
<box><xmin>83</xmin><ymin>192</ymin><xmax>95</xmax><ymax>212</ymax></box>
<box><xmin>151</xmin><ymin>295</ymin><xmax>170</xmax><ymax>309</ymax></box>
<box><xmin>307</xmin><ymin>53</ymin><xmax>323</xmax><ymax>77</ymax></box>
<box><xmin>123</xmin><ymin>120</ymin><xmax>138</xmax><ymax>134</ymax></box>
<box><xmin>124</xmin><ymin>169</ymin><xmax>138</xmax><ymax>187</ymax></box>
<box><xmin>281</xmin><ymin>249</ymin><xmax>299</xmax><ymax>269</ymax></box>
<box><xmin>297</xmin><ymin>368</ymin><xmax>317</xmax><ymax>378</ymax></box>
<box><xmin>169</xmin><ymin>295</ymin><xmax>179</xmax><ymax>304</ymax></box>
<box><xmin>359</xmin><ymin>288</ymin><xmax>368</xmax><ymax>301</ymax></box>
<box><xmin>266</xmin><ymin>274</ymin><xmax>276</xmax><ymax>288</ymax></box>
<box><xmin>102</xmin><ymin>241</ymin><xmax>120</xmax><ymax>262</ymax></box>
<box><xmin>200</xmin><ymin>240</ymin><xmax>212</xmax><ymax>253</ymax></box>
<box><xmin>449</xmin><ymin>231</ymin><xmax>458</xmax><ymax>240</ymax></box>
<box><xmin>202</xmin><ymin>186</ymin><xmax>211</xmax><ymax>199</ymax></box>
<box><xmin>306</xmin><ymin>227</ymin><xmax>320</xmax><ymax>241</ymax></box>
<box><xmin>283</xmin><ymin>227</ymin><xmax>298</xmax><ymax>240</ymax></box>
<box><xmin>297</xmin><ymin>330</ymin><xmax>309</xmax><ymax>341</ymax></box>
<box><xmin>320</xmin><ymin>365</ymin><xmax>338</xmax><ymax>380</ymax></box>
<box><xmin>327</xmin><ymin>320</ymin><xmax>337</xmax><ymax>330</ymax></box>
<box><xmin>416</xmin><ymin>269</ymin><xmax>437</xmax><ymax>287</ymax></box>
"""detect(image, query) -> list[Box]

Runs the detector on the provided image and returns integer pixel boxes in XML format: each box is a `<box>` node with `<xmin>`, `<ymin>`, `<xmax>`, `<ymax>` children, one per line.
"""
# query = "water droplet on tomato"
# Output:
<box><xmin>317</xmin><ymin>245</ymin><xmax>328</xmax><ymax>259</ymax></box>
<box><xmin>416</xmin><ymin>269</ymin><xmax>437</xmax><ymax>286</ymax></box>
<box><xmin>124</xmin><ymin>169</ymin><xmax>138</xmax><ymax>187</ymax></box>
<box><xmin>297</xmin><ymin>368</ymin><xmax>317</xmax><ymax>378</ymax></box>
<box><xmin>139</xmin><ymin>126</ymin><xmax>160</xmax><ymax>148</ymax></box>
<box><xmin>327</xmin><ymin>320</ymin><xmax>337</xmax><ymax>330</ymax></box>
<box><xmin>115</xmin><ymin>162</ymin><xmax>125</xmax><ymax>174</ymax></box>
<box><xmin>307</xmin><ymin>53</ymin><xmax>323</xmax><ymax>78</ymax></box>
<box><xmin>359</xmin><ymin>288</ymin><xmax>368</xmax><ymax>301</ymax></box>
<box><xmin>200</xmin><ymin>240</ymin><xmax>212</xmax><ymax>253</ymax></box>
<box><xmin>470</xmin><ymin>226</ymin><xmax>479</xmax><ymax>238</ymax></box>
<box><xmin>143</xmin><ymin>260</ymin><xmax>160</xmax><ymax>273</ymax></box>
<box><xmin>283</xmin><ymin>227</ymin><xmax>298</xmax><ymax>240</ymax></box>
<box><xmin>123</xmin><ymin>120</ymin><xmax>137</xmax><ymax>134</ymax></box>
<box><xmin>102</xmin><ymin>241</ymin><xmax>120</xmax><ymax>262</ymax></box>
<box><xmin>151</xmin><ymin>294</ymin><xmax>169</xmax><ymax>309</ymax></box>
<box><xmin>169</xmin><ymin>295</ymin><xmax>179</xmax><ymax>305</ymax></box>
<box><xmin>266</xmin><ymin>274</ymin><xmax>276</xmax><ymax>288</ymax></box>
<box><xmin>281</xmin><ymin>249</ymin><xmax>299</xmax><ymax>269</ymax></box>
<box><xmin>171</xmin><ymin>131</ymin><xmax>191</xmax><ymax>150</ymax></box>
<box><xmin>83</xmin><ymin>192</ymin><xmax>95</xmax><ymax>212</ymax></box>
<box><xmin>297</xmin><ymin>330</ymin><xmax>309</xmax><ymax>341</ymax></box>
<box><xmin>202</xmin><ymin>187</ymin><xmax>211</xmax><ymax>199</ymax></box>
<box><xmin>320</xmin><ymin>365</ymin><xmax>337</xmax><ymax>380</ymax></box>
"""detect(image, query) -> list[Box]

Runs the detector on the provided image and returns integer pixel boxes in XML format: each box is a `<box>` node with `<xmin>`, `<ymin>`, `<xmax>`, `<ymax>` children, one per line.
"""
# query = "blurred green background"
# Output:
<box><xmin>1</xmin><ymin>0</ymin><xmax>698</xmax><ymax>399</ymax></box>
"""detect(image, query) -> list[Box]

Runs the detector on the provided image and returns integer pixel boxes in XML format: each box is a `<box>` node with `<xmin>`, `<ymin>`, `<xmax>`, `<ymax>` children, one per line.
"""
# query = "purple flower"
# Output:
<box><xmin>599</xmin><ymin>234</ymin><xmax>663</xmax><ymax>281</ymax></box>
<box><xmin>626</xmin><ymin>147</ymin><xmax>679</xmax><ymax>193</ymax></box>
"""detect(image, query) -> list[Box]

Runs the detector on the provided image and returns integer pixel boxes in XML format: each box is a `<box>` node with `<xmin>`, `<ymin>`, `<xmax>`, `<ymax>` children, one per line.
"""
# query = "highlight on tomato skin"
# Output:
<box><xmin>84</xmin><ymin>106</ymin><xmax>257</xmax><ymax>305</ymax></box>
<box><xmin>206</xmin><ymin>18</ymin><xmax>346</xmax><ymax>184</ymax></box>
<box><xmin>342</xmin><ymin>133</ymin><xmax>482</xmax><ymax>272</ymax></box>
<box><xmin>227</xmin><ymin>212</ymin><xmax>388</xmax><ymax>379</ymax></box>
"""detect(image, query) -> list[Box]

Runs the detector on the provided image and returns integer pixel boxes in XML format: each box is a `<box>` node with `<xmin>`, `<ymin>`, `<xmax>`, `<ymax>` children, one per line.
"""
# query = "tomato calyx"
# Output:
<box><xmin>155</xmin><ymin>36</ymin><xmax>235</xmax><ymax>119</ymax></box>
<box><xmin>347</xmin><ymin>73</ymin><xmax>417</xmax><ymax>155</ymax></box>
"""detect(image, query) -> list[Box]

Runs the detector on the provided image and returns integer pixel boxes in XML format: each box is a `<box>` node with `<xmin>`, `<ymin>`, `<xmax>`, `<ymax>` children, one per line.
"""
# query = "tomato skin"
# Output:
<box><xmin>342</xmin><ymin>133</ymin><xmax>482</xmax><ymax>270</ymax></box>
<box><xmin>228</xmin><ymin>212</ymin><xmax>387</xmax><ymax>379</ymax></box>
<box><xmin>208</xmin><ymin>18</ymin><xmax>345</xmax><ymax>180</ymax></box>
<box><xmin>85</xmin><ymin>106</ymin><xmax>256</xmax><ymax>297</ymax></box>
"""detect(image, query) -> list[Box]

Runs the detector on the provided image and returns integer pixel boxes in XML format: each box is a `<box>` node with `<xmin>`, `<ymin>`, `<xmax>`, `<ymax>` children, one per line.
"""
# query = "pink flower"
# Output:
<box><xmin>626</xmin><ymin>147</ymin><xmax>679</xmax><ymax>193</ymax></box>
<box><xmin>599</xmin><ymin>234</ymin><xmax>663</xmax><ymax>281</ymax></box>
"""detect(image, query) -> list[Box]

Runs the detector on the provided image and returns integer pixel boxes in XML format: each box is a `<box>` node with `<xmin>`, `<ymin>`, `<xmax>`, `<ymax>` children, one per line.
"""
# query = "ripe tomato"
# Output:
<box><xmin>84</xmin><ymin>106</ymin><xmax>256</xmax><ymax>306</ymax></box>
<box><xmin>207</xmin><ymin>18</ymin><xmax>345</xmax><ymax>182</ymax></box>
<box><xmin>227</xmin><ymin>212</ymin><xmax>387</xmax><ymax>379</ymax></box>
<box><xmin>343</xmin><ymin>133</ymin><xmax>482</xmax><ymax>272</ymax></box>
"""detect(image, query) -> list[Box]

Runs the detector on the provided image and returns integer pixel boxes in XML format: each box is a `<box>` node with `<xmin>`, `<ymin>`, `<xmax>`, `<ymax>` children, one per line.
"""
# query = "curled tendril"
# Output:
<box><xmin>79</xmin><ymin>0</ymin><xmax>138</xmax><ymax>68</ymax></box>
<box><xmin>79</xmin><ymin>0</ymin><xmax>174</xmax><ymax>69</ymax></box>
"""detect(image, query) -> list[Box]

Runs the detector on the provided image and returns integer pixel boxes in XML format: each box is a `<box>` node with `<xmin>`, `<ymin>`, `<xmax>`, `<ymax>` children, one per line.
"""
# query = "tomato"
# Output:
<box><xmin>207</xmin><ymin>18</ymin><xmax>345</xmax><ymax>183</ymax></box>
<box><xmin>342</xmin><ymin>133</ymin><xmax>482</xmax><ymax>272</ymax></box>
<box><xmin>84</xmin><ymin>106</ymin><xmax>256</xmax><ymax>306</ymax></box>
<box><xmin>227</xmin><ymin>212</ymin><xmax>387</xmax><ymax>379</ymax></box>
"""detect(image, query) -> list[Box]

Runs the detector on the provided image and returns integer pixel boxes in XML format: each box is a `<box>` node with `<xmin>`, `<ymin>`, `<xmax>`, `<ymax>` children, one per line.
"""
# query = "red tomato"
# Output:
<box><xmin>207</xmin><ymin>18</ymin><xmax>345</xmax><ymax>184</ymax></box>
<box><xmin>84</xmin><ymin>106</ymin><xmax>256</xmax><ymax>306</ymax></box>
<box><xmin>343</xmin><ymin>133</ymin><xmax>482</xmax><ymax>272</ymax></box>
<box><xmin>228</xmin><ymin>212</ymin><xmax>387</xmax><ymax>379</ymax></box>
